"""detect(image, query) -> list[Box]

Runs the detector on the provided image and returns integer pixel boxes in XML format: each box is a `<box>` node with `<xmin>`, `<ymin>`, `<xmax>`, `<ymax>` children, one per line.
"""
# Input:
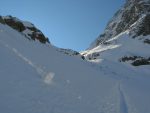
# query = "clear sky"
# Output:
<box><xmin>0</xmin><ymin>0</ymin><xmax>125</xmax><ymax>51</ymax></box>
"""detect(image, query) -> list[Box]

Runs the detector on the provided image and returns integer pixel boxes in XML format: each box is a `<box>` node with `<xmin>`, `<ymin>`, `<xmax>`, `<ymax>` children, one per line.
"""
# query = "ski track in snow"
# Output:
<box><xmin>118</xmin><ymin>82</ymin><xmax>128</xmax><ymax>113</ymax></box>
<box><xmin>0</xmin><ymin>39</ymin><xmax>131</xmax><ymax>113</ymax></box>
<box><xmin>0</xmin><ymin>39</ymin><xmax>54</xmax><ymax>84</ymax></box>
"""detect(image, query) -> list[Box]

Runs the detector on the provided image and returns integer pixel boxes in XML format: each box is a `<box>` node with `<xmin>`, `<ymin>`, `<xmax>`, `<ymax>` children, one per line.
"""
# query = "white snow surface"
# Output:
<box><xmin>0</xmin><ymin>23</ymin><xmax>150</xmax><ymax>113</ymax></box>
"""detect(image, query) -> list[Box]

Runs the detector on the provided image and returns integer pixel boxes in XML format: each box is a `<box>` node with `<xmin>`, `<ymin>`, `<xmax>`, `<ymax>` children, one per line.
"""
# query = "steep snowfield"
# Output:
<box><xmin>0</xmin><ymin>23</ymin><xmax>150</xmax><ymax>113</ymax></box>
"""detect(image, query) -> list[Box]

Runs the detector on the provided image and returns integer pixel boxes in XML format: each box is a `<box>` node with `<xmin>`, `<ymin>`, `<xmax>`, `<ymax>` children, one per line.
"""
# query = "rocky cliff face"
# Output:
<box><xmin>0</xmin><ymin>15</ymin><xmax>50</xmax><ymax>44</ymax></box>
<box><xmin>82</xmin><ymin>0</ymin><xmax>150</xmax><ymax>66</ymax></box>
<box><xmin>89</xmin><ymin>0</ymin><xmax>150</xmax><ymax>49</ymax></box>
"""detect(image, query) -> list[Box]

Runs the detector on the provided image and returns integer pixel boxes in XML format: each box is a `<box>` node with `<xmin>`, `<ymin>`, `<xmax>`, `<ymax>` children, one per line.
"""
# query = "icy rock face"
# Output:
<box><xmin>89</xmin><ymin>0</ymin><xmax>150</xmax><ymax>49</ymax></box>
<box><xmin>0</xmin><ymin>15</ymin><xmax>50</xmax><ymax>44</ymax></box>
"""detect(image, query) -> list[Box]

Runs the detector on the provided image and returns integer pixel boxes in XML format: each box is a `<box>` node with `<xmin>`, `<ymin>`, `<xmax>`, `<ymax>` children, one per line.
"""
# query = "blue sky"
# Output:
<box><xmin>0</xmin><ymin>0</ymin><xmax>125</xmax><ymax>51</ymax></box>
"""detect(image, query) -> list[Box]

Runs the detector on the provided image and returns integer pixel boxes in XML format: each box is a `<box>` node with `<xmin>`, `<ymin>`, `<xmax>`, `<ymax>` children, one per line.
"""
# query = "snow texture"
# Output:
<box><xmin>0</xmin><ymin>19</ymin><xmax>150</xmax><ymax>113</ymax></box>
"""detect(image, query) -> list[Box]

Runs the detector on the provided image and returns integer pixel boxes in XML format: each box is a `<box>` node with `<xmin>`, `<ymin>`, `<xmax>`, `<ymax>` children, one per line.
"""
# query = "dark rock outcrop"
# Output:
<box><xmin>3</xmin><ymin>16</ymin><xmax>26</xmax><ymax>32</ymax></box>
<box><xmin>120</xmin><ymin>56</ymin><xmax>150</xmax><ymax>66</ymax></box>
<box><xmin>137</xmin><ymin>14</ymin><xmax>150</xmax><ymax>36</ymax></box>
<box><xmin>0</xmin><ymin>15</ymin><xmax>50</xmax><ymax>44</ymax></box>
<box><xmin>132</xmin><ymin>58</ymin><xmax>150</xmax><ymax>66</ymax></box>
<box><xmin>144</xmin><ymin>39</ymin><xmax>150</xmax><ymax>44</ymax></box>
<box><xmin>0</xmin><ymin>16</ymin><xmax>5</xmax><ymax>24</ymax></box>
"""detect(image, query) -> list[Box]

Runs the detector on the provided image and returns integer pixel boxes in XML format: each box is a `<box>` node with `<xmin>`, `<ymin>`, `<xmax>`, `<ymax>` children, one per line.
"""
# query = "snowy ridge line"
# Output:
<box><xmin>0</xmin><ymin>39</ymin><xmax>55</xmax><ymax>85</ymax></box>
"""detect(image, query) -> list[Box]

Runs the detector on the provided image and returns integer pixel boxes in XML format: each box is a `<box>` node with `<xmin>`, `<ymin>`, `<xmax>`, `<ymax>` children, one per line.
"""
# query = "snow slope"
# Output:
<box><xmin>1</xmin><ymin>20</ymin><xmax>150</xmax><ymax>113</ymax></box>
<box><xmin>0</xmin><ymin>23</ymin><xmax>117</xmax><ymax>113</ymax></box>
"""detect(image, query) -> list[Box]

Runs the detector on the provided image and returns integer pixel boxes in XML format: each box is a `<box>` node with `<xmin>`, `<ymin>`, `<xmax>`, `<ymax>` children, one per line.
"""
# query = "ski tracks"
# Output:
<box><xmin>118</xmin><ymin>81</ymin><xmax>129</xmax><ymax>113</ymax></box>
<box><xmin>98</xmin><ymin>81</ymin><xmax>129</xmax><ymax>113</ymax></box>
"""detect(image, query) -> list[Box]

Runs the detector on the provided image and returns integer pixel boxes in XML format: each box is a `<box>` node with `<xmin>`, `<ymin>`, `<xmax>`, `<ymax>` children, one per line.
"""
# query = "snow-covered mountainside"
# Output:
<box><xmin>89</xmin><ymin>0</ymin><xmax>150</xmax><ymax>49</ymax></box>
<box><xmin>0</xmin><ymin>19</ymin><xmax>150</xmax><ymax>113</ymax></box>
<box><xmin>82</xmin><ymin>0</ymin><xmax>150</xmax><ymax>66</ymax></box>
